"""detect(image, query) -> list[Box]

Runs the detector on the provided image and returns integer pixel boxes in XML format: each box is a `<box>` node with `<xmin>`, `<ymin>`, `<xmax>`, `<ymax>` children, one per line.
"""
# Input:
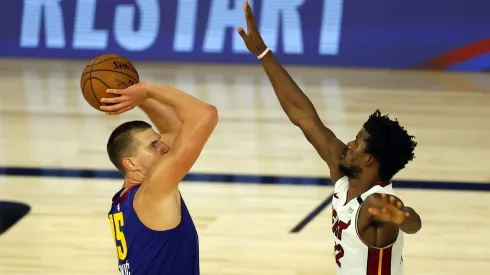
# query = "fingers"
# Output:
<box><xmin>237</xmin><ymin>27</ymin><xmax>247</xmax><ymax>39</ymax></box>
<box><xmin>381</xmin><ymin>193</ymin><xmax>389</xmax><ymax>203</ymax></box>
<box><xmin>368</xmin><ymin>207</ymin><xmax>392</xmax><ymax>222</ymax></box>
<box><xmin>105</xmin><ymin>105</ymin><xmax>134</xmax><ymax>115</ymax></box>
<box><xmin>100</xmin><ymin>96</ymin><xmax>125</xmax><ymax>104</ymax></box>
<box><xmin>244</xmin><ymin>0</ymin><xmax>257</xmax><ymax>31</ymax></box>
<box><xmin>243</xmin><ymin>0</ymin><xmax>250</xmax><ymax>17</ymax></box>
<box><xmin>106</xmin><ymin>89</ymin><xmax>125</xmax><ymax>95</ymax></box>
<box><xmin>369</xmin><ymin>207</ymin><xmax>389</xmax><ymax>215</ymax></box>
<box><xmin>100</xmin><ymin>101</ymin><xmax>130</xmax><ymax>112</ymax></box>
<box><xmin>381</xmin><ymin>194</ymin><xmax>403</xmax><ymax>209</ymax></box>
<box><xmin>368</xmin><ymin>207</ymin><xmax>381</xmax><ymax>216</ymax></box>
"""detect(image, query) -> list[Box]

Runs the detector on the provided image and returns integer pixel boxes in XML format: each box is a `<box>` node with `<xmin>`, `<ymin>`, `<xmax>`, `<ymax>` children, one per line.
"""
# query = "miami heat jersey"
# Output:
<box><xmin>332</xmin><ymin>176</ymin><xmax>404</xmax><ymax>275</ymax></box>
<box><xmin>107</xmin><ymin>184</ymin><xmax>199</xmax><ymax>275</ymax></box>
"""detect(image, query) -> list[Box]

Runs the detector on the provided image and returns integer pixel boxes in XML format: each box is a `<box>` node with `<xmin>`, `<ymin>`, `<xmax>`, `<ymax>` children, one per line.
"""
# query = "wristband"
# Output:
<box><xmin>257</xmin><ymin>48</ymin><xmax>270</xmax><ymax>59</ymax></box>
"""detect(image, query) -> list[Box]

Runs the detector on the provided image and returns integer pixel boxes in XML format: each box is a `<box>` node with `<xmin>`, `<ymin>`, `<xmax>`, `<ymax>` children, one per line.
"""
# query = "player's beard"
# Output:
<box><xmin>338</xmin><ymin>148</ymin><xmax>362</xmax><ymax>179</ymax></box>
<box><xmin>338</xmin><ymin>162</ymin><xmax>362</xmax><ymax>179</ymax></box>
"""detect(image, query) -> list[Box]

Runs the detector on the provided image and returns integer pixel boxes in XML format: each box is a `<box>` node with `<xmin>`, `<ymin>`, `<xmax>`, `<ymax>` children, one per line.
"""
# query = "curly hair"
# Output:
<box><xmin>362</xmin><ymin>110</ymin><xmax>417</xmax><ymax>181</ymax></box>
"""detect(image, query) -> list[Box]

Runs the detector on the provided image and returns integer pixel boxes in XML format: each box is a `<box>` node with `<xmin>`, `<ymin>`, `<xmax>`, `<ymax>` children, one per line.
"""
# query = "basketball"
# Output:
<box><xmin>80</xmin><ymin>54</ymin><xmax>140</xmax><ymax>110</ymax></box>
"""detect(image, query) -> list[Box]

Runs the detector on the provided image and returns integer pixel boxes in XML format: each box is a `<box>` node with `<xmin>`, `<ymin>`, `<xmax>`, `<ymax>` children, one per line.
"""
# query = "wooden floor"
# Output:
<box><xmin>0</xmin><ymin>58</ymin><xmax>489</xmax><ymax>274</ymax></box>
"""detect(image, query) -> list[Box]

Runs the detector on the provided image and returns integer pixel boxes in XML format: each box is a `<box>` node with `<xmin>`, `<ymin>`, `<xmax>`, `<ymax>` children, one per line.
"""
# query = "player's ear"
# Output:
<box><xmin>122</xmin><ymin>158</ymin><xmax>138</xmax><ymax>171</ymax></box>
<box><xmin>364</xmin><ymin>154</ymin><xmax>375</xmax><ymax>167</ymax></box>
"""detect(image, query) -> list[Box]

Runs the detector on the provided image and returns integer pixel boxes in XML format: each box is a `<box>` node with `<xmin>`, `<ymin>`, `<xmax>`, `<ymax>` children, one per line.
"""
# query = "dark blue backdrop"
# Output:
<box><xmin>1</xmin><ymin>0</ymin><xmax>489</xmax><ymax>71</ymax></box>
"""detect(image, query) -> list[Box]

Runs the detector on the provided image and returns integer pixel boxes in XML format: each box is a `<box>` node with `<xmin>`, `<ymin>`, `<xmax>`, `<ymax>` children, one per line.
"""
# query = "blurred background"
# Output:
<box><xmin>0</xmin><ymin>0</ymin><xmax>489</xmax><ymax>274</ymax></box>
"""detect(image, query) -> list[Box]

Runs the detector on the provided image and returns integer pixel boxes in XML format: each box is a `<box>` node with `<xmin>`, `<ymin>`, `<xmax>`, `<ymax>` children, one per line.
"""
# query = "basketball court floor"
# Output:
<box><xmin>0</xmin><ymin>58</ymin><xmax>489</xmax><ymax>275</ymax></box>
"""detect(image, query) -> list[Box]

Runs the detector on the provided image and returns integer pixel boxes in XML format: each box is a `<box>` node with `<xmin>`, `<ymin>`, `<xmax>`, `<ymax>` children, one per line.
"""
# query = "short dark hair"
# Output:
<box><xmin>363</xmin><ymin>110</ymin><xmax>417</xmax><ymax>181</ymax></box>
<box><xmin>107</xmin><ymin>120</ymin><xmax>152</xmax><ymax>173</ymax></box>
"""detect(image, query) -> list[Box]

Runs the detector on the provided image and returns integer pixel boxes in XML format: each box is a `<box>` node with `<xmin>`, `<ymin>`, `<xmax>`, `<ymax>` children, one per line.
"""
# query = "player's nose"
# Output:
<box><xmin>347</xmin><ymin>140</ymin><xmax>354</xmax><ymax>149</ymax></box>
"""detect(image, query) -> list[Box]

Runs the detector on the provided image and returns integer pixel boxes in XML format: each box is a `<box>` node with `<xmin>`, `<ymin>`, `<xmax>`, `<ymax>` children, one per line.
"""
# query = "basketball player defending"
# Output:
<box><xmin>237</xmin><ymin>1</ymin><xmax>422</xmax><ymax>274</ymax></box>
<box><xmin>99</xmin><ymin>82</ymin><xmax>218</xmax><ymax>275</ymax></box>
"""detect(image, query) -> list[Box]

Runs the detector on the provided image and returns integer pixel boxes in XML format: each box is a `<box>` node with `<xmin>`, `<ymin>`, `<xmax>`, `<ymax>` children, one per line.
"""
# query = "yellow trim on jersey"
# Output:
<box><xmin>378</xmin><ymin>248</ymin><xmax>384</xmax><ymax>275</ymax></box>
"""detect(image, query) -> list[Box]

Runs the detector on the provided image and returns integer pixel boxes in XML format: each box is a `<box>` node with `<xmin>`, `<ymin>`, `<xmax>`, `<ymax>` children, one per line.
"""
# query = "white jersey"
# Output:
<box><xmin>332</xmin><ymin>176</ymin><xmax>404</xmax><ymax>275</ymax></box>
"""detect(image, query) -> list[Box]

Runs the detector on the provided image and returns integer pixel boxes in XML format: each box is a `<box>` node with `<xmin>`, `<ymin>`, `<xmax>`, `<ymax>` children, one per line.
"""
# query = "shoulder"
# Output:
<box><xmin>363</xmin><ymin>193</ymin><xmax>385</xmax><ymax>208</ymax></box>
<box><xmin>359</xmin><ymin>182</ymin><xmax>395</xmax><ymax>200</ymax></box>
<box><xmin>132</xmin><ymin>186</ymin><xmax>183</xmax><ymax>230</ymax></box>
<box><xmin>363</xmin><ymin>191</ymin><xmax>399</xmax><ymax>206</ymax></box>
<box><xmin>361</xmin><ymin>190</ymin><xmax>403</xmax><ymax>215</ymax></box>
<box><xmin>333</xmin><ymin>176</ymin><xmax>349</xmax><ymax>191</ymax></box>
<box><xmin>134</xmin><ymin>184</ymin><xmax>181</xmax><ymax>212</ymax></box>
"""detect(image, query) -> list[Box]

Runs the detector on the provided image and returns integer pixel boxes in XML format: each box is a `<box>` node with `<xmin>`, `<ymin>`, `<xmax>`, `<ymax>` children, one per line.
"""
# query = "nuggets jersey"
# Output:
<box><xmin>107</xmin><ymin>184</ymin><xmax>199</xmax><ymax>275</ymax></box>
<box><xmin>332</xmin><ymin>176</ymin><xmax>404</xmax><ymax>275</ymax></box>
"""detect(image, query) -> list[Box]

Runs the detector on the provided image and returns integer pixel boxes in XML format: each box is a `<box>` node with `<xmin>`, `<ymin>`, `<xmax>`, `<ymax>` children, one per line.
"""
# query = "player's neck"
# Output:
<box><xmin>123</xmin><ymin>172</ymin><xmax>144</xmax><ymax>188</ymax></box>
<box><xmin>124</xmin><ymin>170</ymin><xmax>145</xmax><ymax>184</ymax></box>
<box><xmin>347</xmin><ymin>173</ymin><xmax>383</xmax><ymax>198</ymax></box>
<box><xmin>347</xmin><ymin>178</ymin><xmax>371</xmax><ymax>199</ymax></box>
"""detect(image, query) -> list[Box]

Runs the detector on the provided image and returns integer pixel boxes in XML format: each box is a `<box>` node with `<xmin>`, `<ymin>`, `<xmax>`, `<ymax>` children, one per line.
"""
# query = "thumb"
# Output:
<box><xmin>237</xmin><ymin>27</ymin><xmax>247</xmax><ymax>39</ymax></box>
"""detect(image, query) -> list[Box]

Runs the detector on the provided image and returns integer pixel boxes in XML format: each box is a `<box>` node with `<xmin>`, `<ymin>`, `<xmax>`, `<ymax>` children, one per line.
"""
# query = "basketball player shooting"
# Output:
<box><xmin>237</xmin><ymin>1</ymin><xmax>422</xmax><ymax>274</ymax></box>
<box><xmin>100</xmin><ymin>82</ymin><xmax>218</xmax><ymax>275</ymax></box>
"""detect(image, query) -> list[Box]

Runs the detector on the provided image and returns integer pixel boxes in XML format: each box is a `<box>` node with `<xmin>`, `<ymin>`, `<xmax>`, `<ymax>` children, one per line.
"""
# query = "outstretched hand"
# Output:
<box><xmin>100</xmin><ymin>82</ymin><xmax>149</xmax><ymax>115</ymax></box>
<box><xmin>368</xmin><ymin>194</ymin><xmax>411</xmax><ymax>225</ymax></box>
<box><xmin>236</xmin><ymin>0</ymin><xmax>268</xmax><ymax>56</ymax></box>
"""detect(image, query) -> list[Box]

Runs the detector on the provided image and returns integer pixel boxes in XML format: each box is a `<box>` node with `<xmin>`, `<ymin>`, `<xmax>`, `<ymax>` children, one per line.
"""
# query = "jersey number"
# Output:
<box><xmin>334</xmin><ymin>243</ymin><xmax>344</xmax><ymax>267</ymax></box>
<box><xmin>109</xmin><ymin>212</ymin><xmax>128</xmax><ymax>260</ymax></box>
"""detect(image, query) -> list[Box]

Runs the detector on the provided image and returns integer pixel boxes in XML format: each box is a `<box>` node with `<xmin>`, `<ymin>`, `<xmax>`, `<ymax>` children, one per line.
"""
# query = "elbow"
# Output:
<box><xmin>202</xmin><ymin>104</ymin><xmax>219</xmax><ymax>127</ymax></box>
<box><xmin>294</xmin><ymin>116</ymin><xmax>316</xmax><ymax>131</ymax></box>
<box><xmin>405</xmin><ymin>222</ymin><xmax>421</xmax><ymax>234</ymax></box>
<box><xmin>290</xmin><ymin>115</ymin><xmax>307</xmax><ymax>128</ymax></box>
<box><xmin>403</xmin><ymin>214</ymin><xmax>422</xmax><ymax>234</ymax></box>
<box><xmin>414</xmin><ymin>217</ymin><xmax>422</xmax><ymax>234</ymax></box>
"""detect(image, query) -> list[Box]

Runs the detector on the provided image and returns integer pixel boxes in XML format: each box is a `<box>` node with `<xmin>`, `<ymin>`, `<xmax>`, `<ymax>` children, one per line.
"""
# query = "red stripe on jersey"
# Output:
<box><xmin>378</xmin><ymin>182</ymin><xmax>391</xmax><ymax>188</ymax></box>
<box><xmin>382</xmin><ymin>246</ymin><xmax>393</xmax><ymax>274</ymax></box>
<box><xmin>113</xmin><ymin>184</ymin><xmax>140</xmax><ymax>204</ymax></box>
<box><xmin>366</xmin><ymin>246</ymin><xmax>392</xmax><ymax>275</ymax></box>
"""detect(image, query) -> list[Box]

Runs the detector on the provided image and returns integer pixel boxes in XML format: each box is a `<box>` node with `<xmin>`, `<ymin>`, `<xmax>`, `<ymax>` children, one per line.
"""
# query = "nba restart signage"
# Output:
<box><xmin>1</xmin><ymin>0</ymin><xmax>490</xmax><ymax>71</ymax></box>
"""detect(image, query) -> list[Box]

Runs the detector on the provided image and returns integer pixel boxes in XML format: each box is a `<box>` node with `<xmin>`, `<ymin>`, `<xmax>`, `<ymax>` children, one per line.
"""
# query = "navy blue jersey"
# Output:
<box><xmin>108</xmin><ymin>184</ymin><xmax>199</xmax><ymax>275</ymax></box>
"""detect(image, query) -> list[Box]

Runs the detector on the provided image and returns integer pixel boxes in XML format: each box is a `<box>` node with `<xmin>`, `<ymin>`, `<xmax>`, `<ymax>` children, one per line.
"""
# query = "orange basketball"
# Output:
<box><xmin>80</xmin><ymin>54</ymin><xmax>140</xmax><ymax>111</ymax></box>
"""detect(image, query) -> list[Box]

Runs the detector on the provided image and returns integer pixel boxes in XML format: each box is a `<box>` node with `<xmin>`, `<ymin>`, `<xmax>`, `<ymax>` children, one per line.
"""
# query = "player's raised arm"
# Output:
<box><xmin>101</xmin><ymin>84</ymin><xmax>183</xmax><ymax>146</ymax></box>
<box><xmin>144</xmin><ymin>84</ymin><xmax>218</xmax><ymax>194</ymax></box>
<box><xmin>138</xmin><ymin>98</ymin><xmax>182</xmax><ymax>146</ymax></box>
<box><xmin>365</xmin><ymin>193</ymin><xmax>422</xmax><ymax>234</ymax></box>
<box><xmin>237</xmin><ymin>0</ymin><xmax>346</xmax><ymax>182</ymax></box>
<box><xmin>102</xmin><ymin>83</ymin><xmax>218</xmax><ymax>195</ymax></box>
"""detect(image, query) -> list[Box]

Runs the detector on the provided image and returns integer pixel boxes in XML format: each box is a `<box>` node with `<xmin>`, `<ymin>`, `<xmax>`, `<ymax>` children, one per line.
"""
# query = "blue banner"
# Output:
<box><xmin>1</xmin><ymin>0</ymin><xmax>490</xmax><ymax>71</ymax></box>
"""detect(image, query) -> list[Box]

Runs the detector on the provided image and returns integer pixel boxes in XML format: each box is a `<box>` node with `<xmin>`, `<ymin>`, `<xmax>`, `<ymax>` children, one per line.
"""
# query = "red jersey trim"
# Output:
<box><xmin>113</xmin><ymin>184</ymin><xmax>141</xmax><ymax>204</ymax></box>
<box><xmin>367</xmin><ymin>245</ymin><xmax>392</xmax><ymax>275</ymax></box>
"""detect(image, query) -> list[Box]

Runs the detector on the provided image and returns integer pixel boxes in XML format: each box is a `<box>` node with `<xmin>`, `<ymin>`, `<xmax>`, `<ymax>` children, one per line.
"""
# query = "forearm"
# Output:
<box><xmin>259</xmin><ymin>51</ymin><xmax>319</xmax><ymax>124</ymax></box>
<box><xmin>398</xmin><ymin>207</ymin><xmax>422</xmax><ymax>234</ymax></box>
<box><xmin>144</xmin><ymin>83</ymin><xmax>213</xmax><ymax>122</ymax></box>
<box><xmin>139</xmin><ymin>98</ymin><xmax>182</xmax><ymax>135</ymax></box>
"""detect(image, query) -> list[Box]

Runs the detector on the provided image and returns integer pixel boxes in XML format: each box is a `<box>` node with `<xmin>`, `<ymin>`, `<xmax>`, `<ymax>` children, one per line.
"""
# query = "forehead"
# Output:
<box><xmin>356</xmin><ymin>128</ymin><xmax>369</xmax><ymax>139</ymax></box>
<box><xmin>132</xmin><ymin>128</ymin><xmax>159</xmax><ymax>143</ymax></box>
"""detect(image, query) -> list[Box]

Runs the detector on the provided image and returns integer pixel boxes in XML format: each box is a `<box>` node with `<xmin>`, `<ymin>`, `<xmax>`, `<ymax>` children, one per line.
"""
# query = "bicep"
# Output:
<box><xmin>144</xmin><ymin>106</ymin><xmax>218</xmax><ymax>195</ymax></box>
<box><xmin>296</xmin><ymin>117</ymin><xmax>346</xmax><ymax>183</ymax></box>
<box><xmin>147</xmin><ymin>145</ymin><xmax>203</xmax><ymax>194</ymax></box>
<box><xmin>139</xmin><ymin>99</ymin><xmax>182</xmax><ymax>139</ymax></box>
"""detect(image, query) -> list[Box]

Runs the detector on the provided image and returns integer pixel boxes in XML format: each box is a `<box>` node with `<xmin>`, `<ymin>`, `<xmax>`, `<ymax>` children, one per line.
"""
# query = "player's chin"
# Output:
<box><xmin>339</xmin><ymin>157</ymin><xmax>347</xmax><ymax>167</ymax></box>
